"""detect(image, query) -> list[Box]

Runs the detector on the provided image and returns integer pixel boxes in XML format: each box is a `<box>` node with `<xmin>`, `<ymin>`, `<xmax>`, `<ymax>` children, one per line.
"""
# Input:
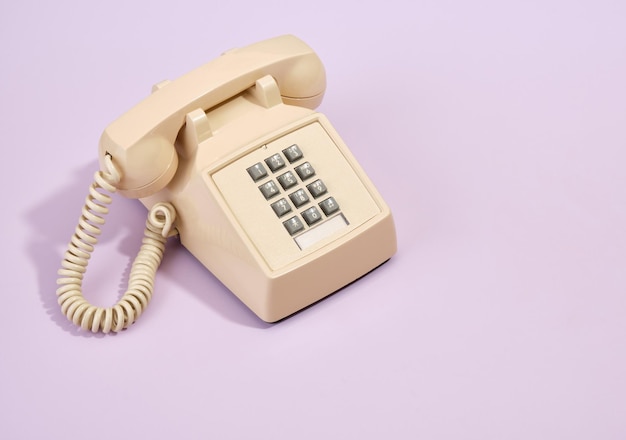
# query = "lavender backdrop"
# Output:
<box><xmin>1</xmin><ymin>1</ymin><xmax>625</xmax><ymax>438</ymax></box>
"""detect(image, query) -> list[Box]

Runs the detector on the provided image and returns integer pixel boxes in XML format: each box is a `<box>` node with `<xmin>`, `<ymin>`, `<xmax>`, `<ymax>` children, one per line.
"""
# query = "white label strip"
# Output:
<box><xmin>295</xmin><ymin>214</ymin><xmax>349</xmax><ymax>250</ymax></box>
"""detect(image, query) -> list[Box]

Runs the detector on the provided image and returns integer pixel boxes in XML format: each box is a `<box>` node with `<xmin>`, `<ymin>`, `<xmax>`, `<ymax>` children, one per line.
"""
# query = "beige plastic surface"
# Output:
<box><xmin>102</xmin><ymin>35</ymin><xmax>397</xmax><ymax>322</ymax></box>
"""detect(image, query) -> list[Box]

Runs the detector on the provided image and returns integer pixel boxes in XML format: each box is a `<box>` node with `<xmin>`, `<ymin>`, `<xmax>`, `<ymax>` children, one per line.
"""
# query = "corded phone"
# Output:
<box><xmin>57</xmin><ymin>35</ymin><xmax>397</xmax><ymax>333</ymax></box>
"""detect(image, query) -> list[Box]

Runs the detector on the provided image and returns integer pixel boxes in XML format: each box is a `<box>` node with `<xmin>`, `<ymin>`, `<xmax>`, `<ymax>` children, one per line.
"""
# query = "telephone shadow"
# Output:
<box><xmin>25</xmin><ymin>160</ymin><xmax>270</xmax><ymax>336</ymax></box>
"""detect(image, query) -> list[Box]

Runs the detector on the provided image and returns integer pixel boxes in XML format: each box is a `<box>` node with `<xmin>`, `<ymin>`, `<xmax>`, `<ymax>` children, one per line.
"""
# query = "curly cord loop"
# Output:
<box><xmin>56</xmin><ymin>155</ymin><xmax>177</xmax><ymax>333</ymax></box>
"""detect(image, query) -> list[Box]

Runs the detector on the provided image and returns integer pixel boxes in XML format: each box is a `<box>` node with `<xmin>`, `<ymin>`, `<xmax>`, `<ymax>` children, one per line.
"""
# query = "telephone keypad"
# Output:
<box><xmin>248</xmin><ymin>143</ymin><xmax>343</xmax><ymax>240</ymax></box>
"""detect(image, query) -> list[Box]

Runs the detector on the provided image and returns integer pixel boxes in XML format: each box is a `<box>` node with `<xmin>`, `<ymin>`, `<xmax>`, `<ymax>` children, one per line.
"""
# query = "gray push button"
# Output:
<box><xmin>282</xmin><ymin>144</ymin><xmax>303</xmax><ymax>163</ymax></box>
<box><xmin>277</xmin><ymin>171</ymin><xmax>298</xmax><ymax>190</ymax></box>
<box><xmin>283</xmin><ymin>216</ymin><xmax>304</xmax><ymax>235</ymax></box>
<box><xmin>259</xmin><ymin>180</ymin><xmax>280</xmax><ymax>199</ymax></box>
<box><xmin>306</xmin><ymin>179</ymin><xmax>327</xmax><ymax>198</ymax></box>
<box><xmin>319</xmin><ymin>197</ymin><xmax>339</xmax><ymax>216</ymax></box>
<box><xmin>264</xmin><ymin>153</ymin><xmax>286</xmax><ymax>172</ymax></box>
<box><xmin>302</xmin><ymin>207</ymin><xmax>322</xmax><ymax>226</ymax></box>
<box><xmin>289</xmin><ymin>189</ymin><xmax>310</xmax><ymax>208</ymax></box>
<box><xmin>247</xmin><ymin>162</ymin><xmax>267</xmax><ymax>181</ymax></box>
<box><xmin>295</xmin><ymin>162</ymin><xmax>315</xmax><ymax>181</ymax></box>
<box><xmin>271</xmin><ymin>198</ymin><xmax>292</xmax><ymax>217</ymax></box>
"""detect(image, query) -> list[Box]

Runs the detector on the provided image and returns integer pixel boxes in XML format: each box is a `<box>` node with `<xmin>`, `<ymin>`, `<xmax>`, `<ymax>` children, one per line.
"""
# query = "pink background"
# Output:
<box><xmin>2</xmin><ymin>0</ymin><xmax>625</xmax><ymax>438</ymax></box>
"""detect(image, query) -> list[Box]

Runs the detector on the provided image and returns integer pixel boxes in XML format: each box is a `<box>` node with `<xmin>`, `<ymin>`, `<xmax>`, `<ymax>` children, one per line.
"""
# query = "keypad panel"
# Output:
<box><xmin>213</xmin><ymin>121</ymin><xmax>382</xmax><ymax>270</ymax></box>
<box><xmin>247</xmin><ymin>143</ymin><xmax>343</xmax><ymax>239</ymax></box>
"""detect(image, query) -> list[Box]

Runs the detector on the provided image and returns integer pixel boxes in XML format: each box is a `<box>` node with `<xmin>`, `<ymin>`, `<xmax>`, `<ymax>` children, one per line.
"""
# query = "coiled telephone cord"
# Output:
<box><xmin>56</xmin><ymin>155</ymin><xmax>177</xmax><ymax>333</ymax></box>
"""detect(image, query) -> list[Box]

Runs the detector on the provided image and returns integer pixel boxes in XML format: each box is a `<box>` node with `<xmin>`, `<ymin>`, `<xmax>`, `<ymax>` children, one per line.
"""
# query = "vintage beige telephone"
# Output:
<box><xmin>57</xmin><ymin>35</ymin><xmax>396</xmax><ymax>333</ymax></box>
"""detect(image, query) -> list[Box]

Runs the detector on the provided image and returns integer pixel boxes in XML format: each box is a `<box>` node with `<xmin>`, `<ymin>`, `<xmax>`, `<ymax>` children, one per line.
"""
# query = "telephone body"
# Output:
<box><xmin>97</xmin><ymin>35</ymin><xmax>396</xmax><ymax>323</ymax></box>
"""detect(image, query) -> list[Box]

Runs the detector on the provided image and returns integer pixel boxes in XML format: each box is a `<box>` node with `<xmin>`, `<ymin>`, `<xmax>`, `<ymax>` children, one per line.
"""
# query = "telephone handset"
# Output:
<box><xmin>57</xmin><ymin>35</ymin><xmax>397</xmax><ymax>333</ymax></box>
